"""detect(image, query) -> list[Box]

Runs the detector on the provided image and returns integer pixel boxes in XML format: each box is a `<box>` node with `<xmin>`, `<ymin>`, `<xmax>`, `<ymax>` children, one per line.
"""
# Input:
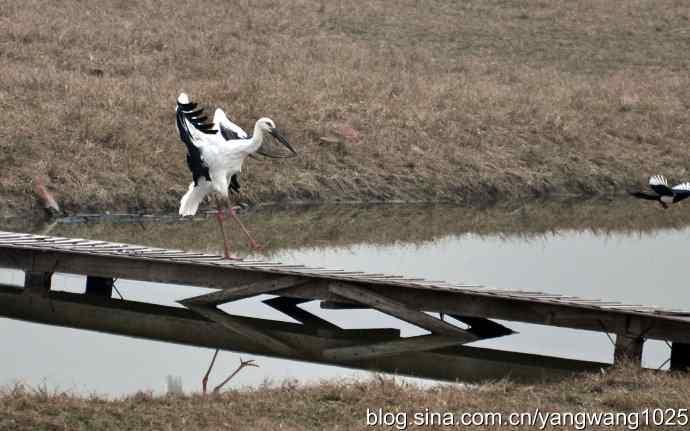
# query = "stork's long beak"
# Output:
<box><xmin>257</xmin><ymin>127</ymin><xmax>297</xmax><ymax>158</ymax></box>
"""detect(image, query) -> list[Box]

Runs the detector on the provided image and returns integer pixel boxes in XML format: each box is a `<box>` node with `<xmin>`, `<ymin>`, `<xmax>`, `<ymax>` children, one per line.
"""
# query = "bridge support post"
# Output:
<box><xmin>85</xmin><ymin>276</ymin><xmax>114</xmax><ymax>298</ymax></box>
<box><xmin>670</xmin><ymin>342</ymin><xmax>690</xmax><ymax>372</ymax></box>
<box><xmin>614</xmin><ymin>334</ymin><xmax>643</xmax><ymax>366</ymax></box>
<box><xmin>24</xmin><ymin>271</ymin><xmax>52</xmax><ymax>297</ymax></box>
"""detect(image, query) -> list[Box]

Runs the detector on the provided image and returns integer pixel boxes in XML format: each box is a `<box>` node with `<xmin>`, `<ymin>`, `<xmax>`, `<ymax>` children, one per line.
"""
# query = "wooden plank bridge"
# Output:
<box><xmin>1</xmin><ymin>230</ymin><xmax>689</xmax><ymax>382</ymax></box>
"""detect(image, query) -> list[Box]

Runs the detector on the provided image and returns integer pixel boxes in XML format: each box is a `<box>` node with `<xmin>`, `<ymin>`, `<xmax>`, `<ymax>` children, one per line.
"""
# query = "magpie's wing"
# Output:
<box><xmin>672</xmin><ymin>182</ymin><xmax>690</xmax><ymax>202</ymax></box>
<box><xmin>629</xmin><ymin>191</ymin><xmax>659</xmax><ymax>201</ymax></box>
<box><xmin>649</xmin><ymin>175</ymin><xmax>673</xmax><ymax>196</ymax></box>
<box><xmin>213</xmin><ymin>108</ymin><xmax>248</xmax><ymax>141</ymax></box>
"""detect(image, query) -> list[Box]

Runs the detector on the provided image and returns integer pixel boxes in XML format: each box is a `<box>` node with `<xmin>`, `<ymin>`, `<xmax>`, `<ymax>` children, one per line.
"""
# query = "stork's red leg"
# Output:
<box><xmin>215</xmin><ymin>198</ymin><xmax>241</xmax><ymax>260</ymax></box>
<box><xmin>226</xmin><ymin>203</ymin><xmax>265</xmax><ymax>251</ymax></box>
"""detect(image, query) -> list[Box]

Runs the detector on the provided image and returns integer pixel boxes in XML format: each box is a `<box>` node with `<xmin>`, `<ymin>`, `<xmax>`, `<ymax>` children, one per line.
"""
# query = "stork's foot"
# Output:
<box><xmin>247</xmin><ymin>239</ymin><xmax>266</xmax><ymax>252</ymax></box>
<box><xmin>225</xmin><ymin>207</ymin><xmax>266</xmax><ymax>252</ymax></box>
<box><xmin>222</xmin><ymin>252</ymin><xmax>243</xmax><ymax>261</ymax></box>
<box><xmin>222</xmin><ymin>242</ymin><xmax>242</xmax><ymax>260</ymax></box>
<box><xmin>215</xmin><ymin>211</ymin><xmax>242</xmax><ymax>260</ymax></box>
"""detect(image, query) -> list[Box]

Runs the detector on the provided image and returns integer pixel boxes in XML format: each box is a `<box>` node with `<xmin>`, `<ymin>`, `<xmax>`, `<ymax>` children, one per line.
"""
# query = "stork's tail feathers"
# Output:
<box><xmin>179</xmin><ymin>181</ymin><xmax>211</xmax><ymax>216</ymax></box>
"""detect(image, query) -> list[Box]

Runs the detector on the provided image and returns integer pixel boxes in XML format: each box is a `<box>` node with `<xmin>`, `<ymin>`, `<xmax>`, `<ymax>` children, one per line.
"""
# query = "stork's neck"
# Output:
<box><xmin>247</xmin><ymin>123</ymin><xmax>267</xmax><ymax>153</ymax></box>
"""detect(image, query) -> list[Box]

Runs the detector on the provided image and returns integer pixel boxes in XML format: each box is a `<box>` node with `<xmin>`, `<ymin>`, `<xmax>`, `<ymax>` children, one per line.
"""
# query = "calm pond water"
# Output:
<box><xmin>1</xmin><ymin>201</ymin><xmax>689</xmax><ymax>395</ymax></box>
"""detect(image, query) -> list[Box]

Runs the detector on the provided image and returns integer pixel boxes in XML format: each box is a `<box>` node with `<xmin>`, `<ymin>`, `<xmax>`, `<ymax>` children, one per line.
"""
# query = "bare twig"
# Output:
<box><xmin>212</xmin><ymin>357</ymin><xmax>259</xmax><ymax>394</ymax></box>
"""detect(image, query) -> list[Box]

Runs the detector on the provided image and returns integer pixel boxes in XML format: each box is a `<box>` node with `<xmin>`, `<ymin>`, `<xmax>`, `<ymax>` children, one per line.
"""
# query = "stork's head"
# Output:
<box><xmin>257</xmin><ymin>117</ymin><xmax>276</xmax><ymax>132</ymax></box>
<box><xmin>255</xmin><ymin>117</ymin><xmax>297</xmax><ymax>157</ymax></box>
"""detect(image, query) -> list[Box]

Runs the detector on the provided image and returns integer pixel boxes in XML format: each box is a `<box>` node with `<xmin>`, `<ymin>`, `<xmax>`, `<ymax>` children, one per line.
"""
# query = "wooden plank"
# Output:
<box><xmin>323</xmin><ymin>335</ymin><xmax>465</xmax><ymax>361</ymax></box>
<box><xmin>320</xmin><ymin>300</ymin><xmax>368</xmax><ymax>310</ymax></box>
<box><xmin>185</xmin><ymin>304</ymin><xmax>300</xmax><ymax>357</ymax></box>
<box><xmin>180</xmin><ymin>276</ymin><xmax>308</xmax><ymax>306</ymax></box>
<box><xmin>139</xmin><ymin>252</ymin><xmax>211</xmax><ymax>257</ymax></box>
<box><xmin>64</xmin><ymin>245</ymin><xmax>136</xmax><ymax>252</ymax></box>
<box><xmin>316</xmin><ymin>327</ymin><xmax>401</xmax><ymax>339</ymax></box>
<box><xmin>0</xmin><ymin>246</ymin><xmax>270</xmax><ymax>290</ymax></box>
<box><xmin>448</xmin><ymin>314</ymin><xmax>515</xmax><ymax>339</ymax></box>
<box><xmin>73</xmin><ymin>243</ymin><xmax>147</xmax><ymax>250</ymax></box>
<box><xmin>227</xmin><ymin>262</ymin><xmax>285</xmax><ymax>267</ymax></box>
<box><xmin>41</xmin><ymin>239</ymin><xmax>91</xmax><ymax>245</ymax></box>
<box><xmin>66</xmin><ymin>240</ymin><xmax>110</xmax><ymax>246</ymax></box>
<box><xmin>173</xmin><ymin>257</ymin><xmax>226</xmax><ymax>262</ymax></box>
<box><xmin>329</xmin><ymin>282</ymin><xmax>477</xmax><ymax>342</ymax></box>
<box><xmin>263</xmin><ymin>296</ymin><xmax>340</xmax><ymax>330</ymax></box>
<box><xmin>0</xmin><ymin>233</ymin><xmax>30</xmax><ymax>238</ymax></box>
<box><xmin>3</xmin><ymin>239</ymin><xmax>47</xmax><ymax>245</ymax></box>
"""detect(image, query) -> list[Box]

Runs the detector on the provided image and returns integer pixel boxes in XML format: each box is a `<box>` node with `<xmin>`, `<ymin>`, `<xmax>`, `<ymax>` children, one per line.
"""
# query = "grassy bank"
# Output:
<box><xmin>1</xmin><ymin>366</ymin><xmax>688</xmax><ymax>430</ymax></box>
<box><xmin>1</xmin><ymin>0</ymin><xmax>689</xmax><ymax>217</ymax></box>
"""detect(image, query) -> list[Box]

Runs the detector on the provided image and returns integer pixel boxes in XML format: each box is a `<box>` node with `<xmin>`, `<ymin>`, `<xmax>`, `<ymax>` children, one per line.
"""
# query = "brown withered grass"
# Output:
<box><xmin>1</xmin><ymin>365</ymin><xmax>689</xmax><ymax>430</ymax></box>
<box><xmin>1</xmin><ymin>0</ymin><xmax>689</xmax><ymax>217</ymax></box>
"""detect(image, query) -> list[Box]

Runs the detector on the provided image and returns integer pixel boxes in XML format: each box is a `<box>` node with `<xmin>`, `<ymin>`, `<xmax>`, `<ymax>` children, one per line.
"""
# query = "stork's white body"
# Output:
<box><xmin>175</xmin><ymin>93</ymin><xmax>296</xmax><ymax>258</ymax></box>
<box><xmin>176</xmin><ymin>93</ymin><xmax>273</xmax><ymax>216</ymax></box>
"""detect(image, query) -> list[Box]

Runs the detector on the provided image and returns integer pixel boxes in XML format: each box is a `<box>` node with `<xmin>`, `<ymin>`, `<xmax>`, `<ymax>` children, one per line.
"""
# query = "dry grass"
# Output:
<box><xmin>1</xmin><ymin>366</ymin><xmax>688</xmax><ymax>430</ymax></box>
<box><xmin>1</xmin><ymin>0</ymin><xmax>689</xmax><ymax>217</ymax></box>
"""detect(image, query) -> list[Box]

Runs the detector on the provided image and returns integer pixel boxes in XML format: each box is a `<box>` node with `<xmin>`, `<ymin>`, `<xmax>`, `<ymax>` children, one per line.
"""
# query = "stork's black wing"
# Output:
<box><xmin>176</xmin><ymin>94</ymin><xmax>218</xmax><ymax>186</ymax></box>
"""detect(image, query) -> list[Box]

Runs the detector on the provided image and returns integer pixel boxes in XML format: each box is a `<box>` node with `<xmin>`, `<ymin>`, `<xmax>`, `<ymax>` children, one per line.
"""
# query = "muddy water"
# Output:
<box><xmin>1</xmin><ymin>201</ymin><xmax>689</xmax><ymax>395</ymax></box>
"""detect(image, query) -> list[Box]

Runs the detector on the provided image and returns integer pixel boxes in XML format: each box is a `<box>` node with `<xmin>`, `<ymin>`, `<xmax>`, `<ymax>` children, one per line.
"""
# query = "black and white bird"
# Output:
<box><xmin>630</xmin><ymin>175</ymin><xmax>690</xmax><ymax>209</ymax></box>
<box><xmin>175</xmin><ymin>92</ymin><xmax>296</xmax><ymax>258</ymax></box>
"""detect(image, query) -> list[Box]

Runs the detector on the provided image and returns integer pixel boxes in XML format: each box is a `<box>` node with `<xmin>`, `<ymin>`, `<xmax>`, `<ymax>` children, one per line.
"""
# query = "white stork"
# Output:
<box><xmin>630</xmin><ymin>175</ymin><xmax>690</xmax><ymax>209</ymax></box>
<box><xmin>175</xmin><ymin>93</ymin><xmax>296</xmax><ymax>259</ymax></box>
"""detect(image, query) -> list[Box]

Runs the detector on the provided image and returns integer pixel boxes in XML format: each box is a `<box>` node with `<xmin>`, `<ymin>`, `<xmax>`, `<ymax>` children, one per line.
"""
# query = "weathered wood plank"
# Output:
<box><xmin>180</xmin><ymin>276</ymin><xmax>309</xmax><ymax>305</ymax></box>
<box><xmin>320</xmin><ymin>300</ymin><xmax>368</xmax><ymax>310</ymax></box>
<box><xmin>448</xmin><ymin>314</ymin><xmax>515</xmax><ymax>339</ymax></box>
<box><xmin>316</xmin><ymin>327</ymin><xmax>401</xmax><ymax>339</ymax></box>
<box><xmin>329</xmin><ymin>282</ymin><xmax>477</xmax><ymax>342</ymax></box>
<box><xmin>323</xmin><ymin>335</ymin><xmax>466</xmax><ymax>361</ymax></box>
<box><xmin>0</xmin><ymin>247</ymin><xmax>270</xmax><ymax>290</ymax></box>
<box><xmin>263</xmin><ymin>296</ymin><xmax>340</xmax><ymax>330</ymax></box>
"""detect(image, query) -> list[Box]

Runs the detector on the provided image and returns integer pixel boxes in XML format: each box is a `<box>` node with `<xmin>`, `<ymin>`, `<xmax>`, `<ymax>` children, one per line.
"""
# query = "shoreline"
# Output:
<box><xmin>1</xmin><ymin>366</ymin><xmax>688</xmax><ymax>430</ymax></box>
<box><xmin>0</xmin><ymin>190</ymin><xmax>640</xmax><ymax>223</ymax></box>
